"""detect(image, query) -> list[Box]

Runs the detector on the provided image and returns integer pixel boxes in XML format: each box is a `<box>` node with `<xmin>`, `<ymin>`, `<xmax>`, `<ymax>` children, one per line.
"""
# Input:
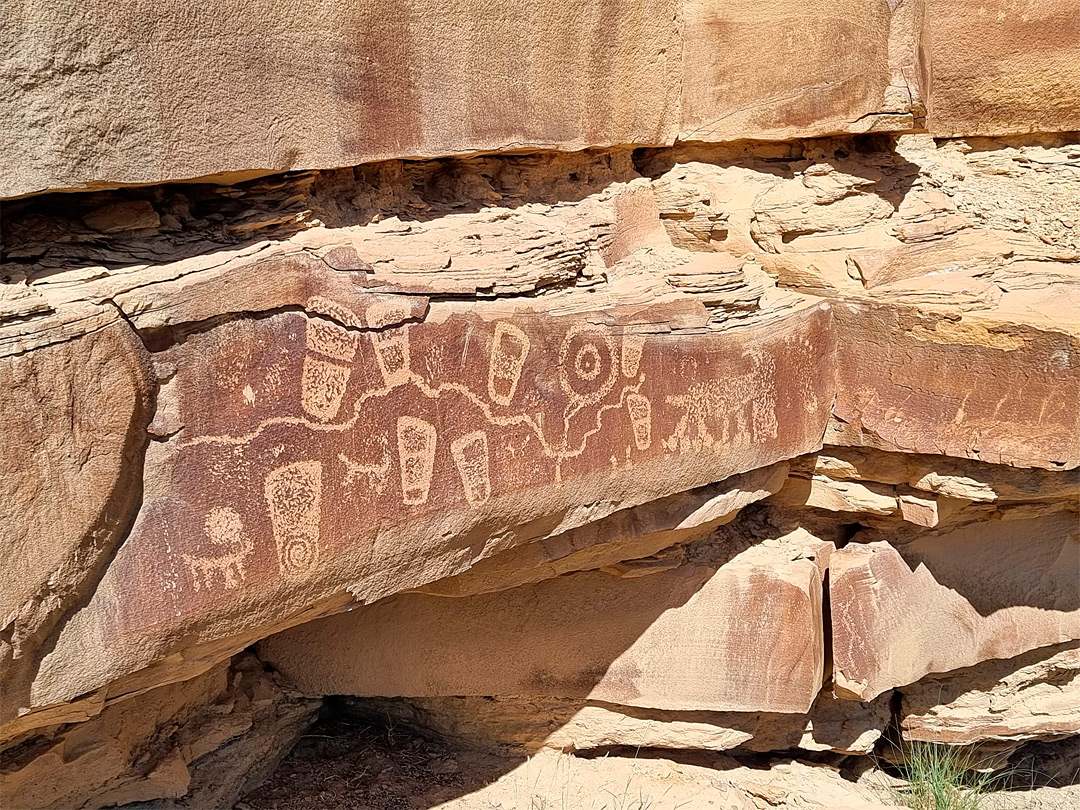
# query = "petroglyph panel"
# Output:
<box><xmin>143</xmin><ymin>302</ymin><xmax>832</xmax><ymax>604</ymax></box>
<box><xmin>32</xmin><ymin>299</ymin><xmax>834</xmax><ymax>712</ymax></box>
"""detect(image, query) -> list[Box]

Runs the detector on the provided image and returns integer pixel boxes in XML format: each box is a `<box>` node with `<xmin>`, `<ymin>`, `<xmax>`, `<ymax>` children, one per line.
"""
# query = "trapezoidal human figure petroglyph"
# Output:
<box><xmin>397</xmin><ymin>416</ymin><xmax>438</xmax><ymax>505</ymax></box>
<box><xmin>451</xmin><ymin>430</ymin><xmax>492</xmax><ymax>507</ymax></box>
<box><xmin>488</xmin><ymin>321</ymin><xmax>531</xmax><ymax>407</ymax></box>
<box><xmin>265</xmin><ymin>461</ymin><xmax>323</xmax><ymax>580</ymax></box>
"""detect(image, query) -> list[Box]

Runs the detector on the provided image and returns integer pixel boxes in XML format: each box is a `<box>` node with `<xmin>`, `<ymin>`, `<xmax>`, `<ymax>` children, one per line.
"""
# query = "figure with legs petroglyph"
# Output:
<box><xmin>181</xmin><ymin>507</ymin><xmax>254</xmax><ymax>591</ymax></box>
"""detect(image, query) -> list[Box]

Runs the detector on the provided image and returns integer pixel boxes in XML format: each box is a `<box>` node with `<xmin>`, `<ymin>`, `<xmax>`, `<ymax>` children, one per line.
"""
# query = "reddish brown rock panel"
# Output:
<box><xmin>828</xmin><ymin>299</ymin><xmax>1080</xmax><ymax>470</ymax></box>
<box><xmin>19</xmin><ymin>300</ymin><xmax>835</xmax><ymax>729</ymax></box>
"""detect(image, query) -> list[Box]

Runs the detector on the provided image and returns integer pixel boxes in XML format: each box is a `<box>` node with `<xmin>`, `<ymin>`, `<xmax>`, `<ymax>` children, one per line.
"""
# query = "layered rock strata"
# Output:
<box><xmin>2</xmin><ymin>38</ymin><xmax>1079</xmax><ymax>804</ymax></box>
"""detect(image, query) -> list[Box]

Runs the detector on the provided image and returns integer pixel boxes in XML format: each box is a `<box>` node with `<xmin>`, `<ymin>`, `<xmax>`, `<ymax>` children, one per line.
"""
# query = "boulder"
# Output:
<box><xmin>0</xmin><ymin>315</ymin><xmax>152</xmax><ymax>735</ymax></box>
<box><xmin>831</xmin><ymin>512</ymin><xmax>1080</xmax><ymax>700</ymax></box>
<box><xmin>259</xmin><ymin>530</ymin><xmax>832</xmax><ymax>713</ymax></box>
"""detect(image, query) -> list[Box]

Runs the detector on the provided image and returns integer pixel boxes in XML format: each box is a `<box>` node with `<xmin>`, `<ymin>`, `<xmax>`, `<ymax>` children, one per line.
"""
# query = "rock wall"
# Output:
<box><xmin>1</xmin><ymin>2</ymin><xmax>1079</xmax><ymax>807</ymax></box>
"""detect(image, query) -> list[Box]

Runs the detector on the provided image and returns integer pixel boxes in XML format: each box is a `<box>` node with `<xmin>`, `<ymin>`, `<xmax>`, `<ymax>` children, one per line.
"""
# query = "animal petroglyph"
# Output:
<box><xmin>301</xmin><ymin>356</ymin><xmax>351</xmax><ymax>422</ymax></box>
<box><xmin>397</xmin><ymin>416</ymin><xmax>437</xmax><ymax>505</ymax></box>
<box><xmin>451</xmin><ymin>430</ymin><xmax>492</xmax><ymax>506</ymax></box>
<box><xmin>338</xmin><ymin>440</ymin><xmax>392</xmax><ymax>495</ymax></box>
<box><xmin>265</xmin><ymin>461</ymin><xmax>323</xmax><ymax>580</ymax></box>
<box><xmin>488</xmin><ymin>322</ymin><xmax>530</xmax><ymax>406</ymax></box>
<box><xmin>368</xmin><ymin>300</ymin><xmax>412</xmax><ymax>387</ymax></box>
<box><xmin>663</xmin><ymin>355</ymin><xmax>778</xmax><ymax>452</ymax></box>
<box><xmin>181</xmin><ymin>507</ymin><xmax>254</xmax><ymax>591</ymax></box>
<box><xmin>625</xmin><ymin>392</ymin><xmax>653</xmax><ymax>451</ymax></box>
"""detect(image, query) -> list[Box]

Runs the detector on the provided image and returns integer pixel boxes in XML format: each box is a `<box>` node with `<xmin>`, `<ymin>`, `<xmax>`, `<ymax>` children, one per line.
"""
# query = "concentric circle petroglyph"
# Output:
<box><xmin>558</xmin><ymin>324</ymin><xmax>617</xmax><ymax>412</ymax></box>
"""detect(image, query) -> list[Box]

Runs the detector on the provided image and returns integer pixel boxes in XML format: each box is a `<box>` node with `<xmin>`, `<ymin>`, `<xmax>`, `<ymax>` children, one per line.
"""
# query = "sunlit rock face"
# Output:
<box><xmin>2</xmin><ymin>3</ymin><xmax>1079</xmax><ymax>806</ymax></box>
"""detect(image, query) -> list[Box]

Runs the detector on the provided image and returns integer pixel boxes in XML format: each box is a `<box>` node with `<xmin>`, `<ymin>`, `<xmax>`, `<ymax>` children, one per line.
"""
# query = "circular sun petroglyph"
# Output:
<box><xmin>558</xmin><ymin>324</ymin><xmax>617</xmax><ymax>410</ymax></box>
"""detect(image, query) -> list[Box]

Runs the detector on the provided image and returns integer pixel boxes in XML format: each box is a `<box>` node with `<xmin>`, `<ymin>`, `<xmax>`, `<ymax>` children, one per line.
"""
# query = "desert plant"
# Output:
<box><xmin>895</xmin><ymin>742</ymin><xmax>1004</xmax><ymax>810</ymax></box>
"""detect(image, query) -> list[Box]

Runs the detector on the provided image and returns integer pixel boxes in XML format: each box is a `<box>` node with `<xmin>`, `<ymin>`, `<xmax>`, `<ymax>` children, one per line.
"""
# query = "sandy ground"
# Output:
<box><xmin>236</xmin><ymin>711</ymin><xmax>1079</xmax><ymax>810</ymax></box>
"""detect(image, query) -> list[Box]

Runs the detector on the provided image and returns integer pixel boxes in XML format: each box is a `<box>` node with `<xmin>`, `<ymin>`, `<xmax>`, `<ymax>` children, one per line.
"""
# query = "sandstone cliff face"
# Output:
<box><xmin>1</xmin><ymin>2</ymin><xmax>1079</xmax><ymax>807</ymax></box>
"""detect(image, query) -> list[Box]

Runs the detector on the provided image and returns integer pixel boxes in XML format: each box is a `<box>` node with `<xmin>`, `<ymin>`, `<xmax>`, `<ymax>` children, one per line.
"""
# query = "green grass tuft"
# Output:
<box><xmin>896</xmin><ymin>742</ymin><xmax>1005</xmax><ymax>810</ymax></box>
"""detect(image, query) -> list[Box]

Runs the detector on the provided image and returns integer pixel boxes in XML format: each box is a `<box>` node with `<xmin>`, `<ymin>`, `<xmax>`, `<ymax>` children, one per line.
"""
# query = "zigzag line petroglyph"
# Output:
<box><xmin>180</xmin><ymin>320</ymin><xmax>656</xmax><ymax>485</ymax></box>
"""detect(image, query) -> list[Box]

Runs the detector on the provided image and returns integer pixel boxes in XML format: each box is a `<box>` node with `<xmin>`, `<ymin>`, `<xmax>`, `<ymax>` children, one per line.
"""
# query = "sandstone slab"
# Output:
<box><xmin>259</xmin><ymin>532</ymin><xmax>832</xmax><ymax>714</ymax></box>
<box><xmin>0</xmin><ymin>316</ymin><xmax>152</xmax><ymax>732</ymax></box>
<box><xmin>0</xmin><ymin>654</ymin><xmax>319</xmax><ymax>810</ymax></box>
<box><xmin>901</xmin><ymin>642</ymin><xmax>1080</xmax><ymax>746</ymax></box>
<box><xmin>925</xmin><ymin>0</ymin><xmax>1080</xmax><ymax>137</ymax></box>
<box><xmin>13</xmin><ymin>297</ymin><xmax>835</xmax><ymax>734</ymax></box>
<box><xmin>1</xmin><ymin>1</ymin><xmax>921</xmax><ymax>199</ymax></box>
<box><xmin>831</xmin><ymin>512</ymin><xmax>1080</xmax><ymax>701</ymax></box>
<box><xmin>828</xmin><ymin>299</ymin><xmax>1080</xmax><ymax>470</ymax></box>
<box><xmin>415</xmin><ymin>461</ymin><xmax>789</xmax><ymax>598</ymax></box>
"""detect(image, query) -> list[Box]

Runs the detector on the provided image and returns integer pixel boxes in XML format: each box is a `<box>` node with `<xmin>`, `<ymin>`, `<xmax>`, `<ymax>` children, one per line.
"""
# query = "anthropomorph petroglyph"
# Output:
<box><xmin>488</xmin><ymin>322</ymin><xmax>530</xmax><ymax>406</ymax></box>
<box><xmin>397</xmin><ymin>416</ymin><xmax>438</xmax><ymax>505</ymax></box>
<box><xmin>368</xmin><ymin>300</ymin><xmax>412</xmax><ymax>386</ymax></box>
<box><xmin>181</xmin><ymin>507</ymin><xmax>254</xmax><ymax>591</ymax></box>
<box><xmin>265</xmin><ymin>461</ymin><xmax>323</xmax><ymax>580</ymax></box>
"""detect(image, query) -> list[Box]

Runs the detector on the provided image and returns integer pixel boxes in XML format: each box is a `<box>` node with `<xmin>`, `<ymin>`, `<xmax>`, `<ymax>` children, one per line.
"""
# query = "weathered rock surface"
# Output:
<box><xmin>901</xmin><ymin>642</ymin><xmax>1080</xmax><ymax>746</ymax></box>
<box><xmin>343</xmin><ymin>690</ymin><xmax>891</xmax><ymax>756</ymax></box>
<box><xmin>2</xmin><ymin>0</ymin><xmax>923</xmax><ymax>199</ymax></box>
<box><xmin>20</xmin><ymin>298</ymin><xmax>834</xmax><ymax>732</ymax></box>
<box><xmin>0</xmin><ymin>654</ymin><xmax>318</xmax><ymax>810</ymax></box>
<box><xmin>0</xmin><ymin>314</ymin><xmax>152</xmax><ymax>737</ymax></box>
<box><xmin>260</xmin><ymin>530</ymin><xmax>831</xmax><ymax>713</ymax></box>
<box><xmin>2</xmin><ymin>53</ymin><xmax>1080</xmax><ymax>804</ymax></box>
<box><xmin>925</xmin><ymin>0</ymin><xmax>1080</xmax><ymax>137</ymax></box>
<box><xmin>831</xmin><ymin>512</ymin><xmax>1080</xmax><ymax>701</ymax></box>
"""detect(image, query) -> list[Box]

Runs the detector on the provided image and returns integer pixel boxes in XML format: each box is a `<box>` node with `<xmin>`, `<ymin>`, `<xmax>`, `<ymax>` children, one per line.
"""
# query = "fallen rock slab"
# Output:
<box><xmin>901</xmin><ymin>642</ymin><xmax>1080</xmax><ymax>746</ymax></box>
<box><xmin>260</xmin><ymin>532</ymin><xmax>832</xmax><ymax>714</ymax></box>
<box><xmin>831</xmin><ymin>512</ymin><xmax>1080</xmax><ymax>700</ymax></box>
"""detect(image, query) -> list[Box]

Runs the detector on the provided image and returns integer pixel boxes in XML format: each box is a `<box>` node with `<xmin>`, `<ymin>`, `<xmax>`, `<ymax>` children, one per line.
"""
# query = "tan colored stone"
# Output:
<box><xmin>901</xmin><ymin>642</ymin><xmax>1080</xmax><ymax>746</ymax></box>
<box><xmin>420</xmin><ymin>749</ymin><xmax>902</xmax><ymax>810</ymax></box>
<box><xmin>1</xmin><ymin>1</ymin><xmax>923</xmax><ymax>199</ymax></box>
<box><xmin>679</xmin><ymin>0</ymin><xmax>907</xmax><ymax>144</ymax></box>
<box><xmin>345</xmin><ymin>689</ymin><xmax>890</xmax><ymax>756</ymax></box>
<box><xmin>0</xmin><ymin>654</ymin><xmax>318</xmax><ymax>810</ymax></box>
<box><xmin>831</xmin><ymin>512</ymin><xmax>1080</xmax><ymax>701</ymax></box>
<box><xmin>772</xmin><ymin>474</ymin><xmax>899</xmax><ymax>516</ymax></box>
<box><xmin>260</xmin><ymin>533</ymin><xmax>832</xmax><ymax>713</ymax></box>
<box><xmin>0</xmin><ymin>316</ymin><xmax>152</xmax><ymax>731</ymax></box>
<box><xmin>926</xmin><ymin>0</ymin><xmax>1080</xmax><ymax>137</ymax></box>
